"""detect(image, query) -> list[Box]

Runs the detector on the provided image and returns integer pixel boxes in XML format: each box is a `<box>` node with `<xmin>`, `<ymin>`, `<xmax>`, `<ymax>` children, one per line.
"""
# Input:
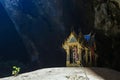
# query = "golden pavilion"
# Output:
<box><xmin>62</xmin><ymin>31</ymin><xmax>98</xmax><ymax>67</ymax></box>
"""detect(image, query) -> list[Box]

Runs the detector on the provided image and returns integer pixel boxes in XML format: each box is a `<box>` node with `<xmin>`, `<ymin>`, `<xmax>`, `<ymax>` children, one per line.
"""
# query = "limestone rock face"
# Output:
<box><xmin>93</xmin><ymin>0</ymin><xmax>120</xmax><ymax>71</ymax></box>
<box><xmin>94</xmin><ymin>0</ymin><xmax>120</xmax><ymax>35</ymax></box>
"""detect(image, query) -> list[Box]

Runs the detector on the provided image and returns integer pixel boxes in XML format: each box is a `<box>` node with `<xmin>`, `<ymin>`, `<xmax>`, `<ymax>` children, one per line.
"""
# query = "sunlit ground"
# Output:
<box><xmin>1</xmin><ymin>67</ymin><xmax>120</xmax><ymax>80</ymax></box>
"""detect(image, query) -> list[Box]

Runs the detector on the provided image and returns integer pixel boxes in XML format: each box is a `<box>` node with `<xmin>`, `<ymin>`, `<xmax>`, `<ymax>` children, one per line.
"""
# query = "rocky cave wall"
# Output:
<box><xmin>94</xmin><ymin>0</ymin><xmax>120</xmax><ymax>71</ymax></box>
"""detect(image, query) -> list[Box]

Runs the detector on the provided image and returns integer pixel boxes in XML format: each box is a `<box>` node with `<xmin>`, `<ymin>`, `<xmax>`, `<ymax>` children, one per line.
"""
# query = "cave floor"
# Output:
<box><xmin>1</xmin><ymin>67</ymin><xmax>120</xmax><ymax>80</ymax></box>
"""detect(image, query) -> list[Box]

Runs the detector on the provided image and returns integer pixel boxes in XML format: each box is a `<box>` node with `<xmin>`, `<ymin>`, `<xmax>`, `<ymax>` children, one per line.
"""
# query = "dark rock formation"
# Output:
<box><xmin>94</xmin><ymin>0</ymin><xmax>120</xmax><ymax>71</ymax></box>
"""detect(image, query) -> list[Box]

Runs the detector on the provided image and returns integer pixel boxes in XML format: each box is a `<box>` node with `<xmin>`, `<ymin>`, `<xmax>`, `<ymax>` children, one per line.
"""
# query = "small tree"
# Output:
<box><xmin>12</xmin><ymin>66</ymin><xmax>20</xmax><ymax>76</ymax></box>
